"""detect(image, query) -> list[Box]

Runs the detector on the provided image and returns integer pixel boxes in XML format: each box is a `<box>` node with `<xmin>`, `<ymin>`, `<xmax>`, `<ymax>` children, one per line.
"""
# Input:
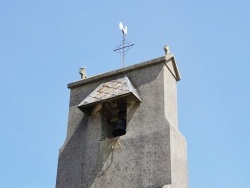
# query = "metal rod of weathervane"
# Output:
<box><xmin>113</xmin><ymin>22</ymin><xmax>135</xmax><ymax>67</ymax></box>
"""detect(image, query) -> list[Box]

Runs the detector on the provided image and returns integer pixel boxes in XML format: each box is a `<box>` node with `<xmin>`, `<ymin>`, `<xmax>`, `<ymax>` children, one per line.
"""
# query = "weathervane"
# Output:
<box><xmin>113</xmin><ymin>22</ymin><xmax>135</xmax><ymax>67</ymax></box>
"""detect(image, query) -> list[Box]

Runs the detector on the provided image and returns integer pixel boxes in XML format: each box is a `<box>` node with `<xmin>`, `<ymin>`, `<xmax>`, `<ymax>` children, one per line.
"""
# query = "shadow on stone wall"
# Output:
<box><xmin>56</xmin><ymin>116</ymin><xmax>110</xmax><ymax>188</ymax></box>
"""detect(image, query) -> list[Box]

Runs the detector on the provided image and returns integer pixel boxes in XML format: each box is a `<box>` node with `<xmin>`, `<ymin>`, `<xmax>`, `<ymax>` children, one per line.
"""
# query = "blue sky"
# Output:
<box><xmin>1</xmin><ymin>0</ymin><xmax>250</xmax><ymax>187</ymax></box>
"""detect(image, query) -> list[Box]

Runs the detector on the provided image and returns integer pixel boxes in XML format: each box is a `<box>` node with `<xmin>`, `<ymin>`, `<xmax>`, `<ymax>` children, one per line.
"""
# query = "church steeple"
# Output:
<box><xmin>56</xmin><ymin>46</ymin><xmax>188</xmax><ymax>188</ymax></box>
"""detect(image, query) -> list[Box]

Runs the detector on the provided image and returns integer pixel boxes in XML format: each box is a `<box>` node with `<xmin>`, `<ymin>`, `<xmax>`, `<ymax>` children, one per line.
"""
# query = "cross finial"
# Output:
<box><xmin>113</xmin><ymin>22</ymin><xmax>135</xmax><ymax>67</ymax></box>
<box><xmin>79</xmin><ymin>67</ymin><xmax>87</xmax><ymax>79</ymax></box>
<box><xmin>164</xmin><ymin>45</ymin><xmax>171</xmax><ymax>57</ymax></box>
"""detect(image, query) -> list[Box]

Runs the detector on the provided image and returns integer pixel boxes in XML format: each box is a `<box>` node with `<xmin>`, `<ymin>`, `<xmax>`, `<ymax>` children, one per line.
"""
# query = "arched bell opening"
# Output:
<box><xmin>102</xmin><ymin>98</ymin><xmax>127</xmax><ymax>139</ymax></box>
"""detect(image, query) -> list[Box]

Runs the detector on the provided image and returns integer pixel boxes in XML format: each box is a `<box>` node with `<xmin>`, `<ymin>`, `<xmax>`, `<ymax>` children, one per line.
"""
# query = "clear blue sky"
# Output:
<box><xmin>1</xmin><ymin>0</ymin><xmax>249</xmax><ymax>187</ymax></box>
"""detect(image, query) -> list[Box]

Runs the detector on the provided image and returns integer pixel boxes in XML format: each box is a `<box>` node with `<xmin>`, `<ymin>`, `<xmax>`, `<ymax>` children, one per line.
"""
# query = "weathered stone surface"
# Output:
<box><xmin>162</xmin><ymin>185</ymin><xmax>172</xmax><ymax>188</ymax></box>
<box><xmin>56</xmin><ymin>54</ymin><xmax>188</xmax><ymax>188</ymax></box>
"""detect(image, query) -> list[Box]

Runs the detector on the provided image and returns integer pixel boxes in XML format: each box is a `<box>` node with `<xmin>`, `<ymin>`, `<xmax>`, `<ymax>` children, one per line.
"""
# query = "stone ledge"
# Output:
<box><xmin>68</xmin><ymin>55</ymin><xmax>179</xmax><ymax>89</ymax></box>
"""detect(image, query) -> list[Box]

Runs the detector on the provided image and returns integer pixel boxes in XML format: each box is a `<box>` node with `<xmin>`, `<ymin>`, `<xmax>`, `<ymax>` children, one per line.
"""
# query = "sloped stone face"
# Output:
<box><xmin>56</xmin><ymin>56</ymin><xmax>188</xmax><ymax>188</ymax></box>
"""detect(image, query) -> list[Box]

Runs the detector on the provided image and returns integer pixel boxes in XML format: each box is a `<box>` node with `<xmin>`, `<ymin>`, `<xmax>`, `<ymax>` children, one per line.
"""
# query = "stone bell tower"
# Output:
<box><xmin>56</xmin><ymin>46</ymin><xmax>188</xmax><ymax>188</ymax></box>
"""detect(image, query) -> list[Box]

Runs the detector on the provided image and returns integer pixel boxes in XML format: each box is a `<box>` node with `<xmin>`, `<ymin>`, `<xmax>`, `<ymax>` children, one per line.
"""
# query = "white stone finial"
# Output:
<box><xmin>164</xmin><ymin>45</ymin><xmax>171</xmax><ymax>57</ymax></box>
<box><xmin>79</xmin><ymin>67</ymin><xmax>87</xmax><ymax>79</ymax></box>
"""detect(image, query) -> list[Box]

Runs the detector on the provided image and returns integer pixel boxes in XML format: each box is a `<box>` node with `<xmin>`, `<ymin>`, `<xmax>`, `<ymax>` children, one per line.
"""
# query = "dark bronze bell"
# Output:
<box><xmin>112</xmin><ymin>119</ymin><xmax>126</xmax><ymax>137</ymax></box>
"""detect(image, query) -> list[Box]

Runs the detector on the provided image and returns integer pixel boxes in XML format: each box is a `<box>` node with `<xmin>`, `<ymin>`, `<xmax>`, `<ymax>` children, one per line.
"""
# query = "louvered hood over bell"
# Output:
<box><xmin>77</xmin><ymin>76</ymin><xmax>141</xmax><ymax>115</ymax></box>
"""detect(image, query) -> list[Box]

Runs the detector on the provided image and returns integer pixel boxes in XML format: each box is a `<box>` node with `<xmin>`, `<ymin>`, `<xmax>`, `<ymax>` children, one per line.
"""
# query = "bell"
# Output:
<box><xmin>112</xmin><ymin>119</ymin><xmax>126</xmax><ymax>137</ymax></box>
